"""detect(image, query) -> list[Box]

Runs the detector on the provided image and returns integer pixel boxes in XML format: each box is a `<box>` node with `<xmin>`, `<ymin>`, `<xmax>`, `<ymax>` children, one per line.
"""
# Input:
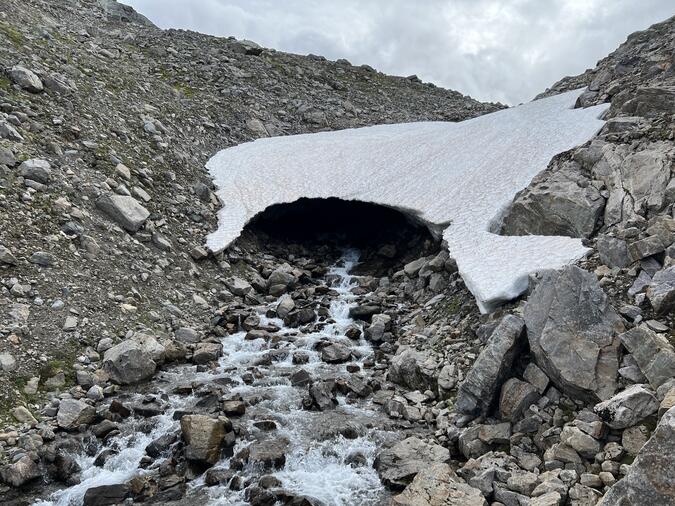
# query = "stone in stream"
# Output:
<box><xmin>192</xmin><ymin>342</ymin><xmax>223</xmax><ymax>364</ymax></box>
<box><xmin>455</xmin><ymin>314</ymin><xmax>526</xmax><ymax>417</ymax></box>
<box><xmin>391</xmin><ymin>463</ymin><xmax>487</xmax><ymax>506</ymax></box>
<box><xmin>348</xmin><ymin>304</ymin><xmax>381</xmax><ymax>321</ymax></box>
<box><xmin>307</xmin><ymin>381</ymin><xmax>338</xmax><ymax>410</ymax></box>
<box><xmin>246</xmin><ymin>438</ymin><xmax>290</xmax><ymax>470</ymax></box>
<box><xmin>599</xmin><ymin>405</ymin><xmax>675</xmax><ymax>505</ymax></box>
<box><xmin>276</xmin><ymin>294</ymin><xmax>295</xmax><ymax>318</ymax></box>
<box><xmin>180</xmin><ymin>414</ymin><xmax>231</xmax><ymax>465</ymax></box>
<box><xmin>524</xmin><ymin>265</ymin><xmax>624</xmax><ymax>402</ymax></box>
<box><xmin>375</xmin><ymin>436</ymin><xmax>450</xmax><ymax>489</ymax></box>
<box><xmin>83</xmin><ymin>484</ymin><xmax>129</xmax><ymax>506</ymax></box>
<box><xmin>320</xmin><ymin>342</ymin><xmax>352</xmax><ymax>363</ymax></box>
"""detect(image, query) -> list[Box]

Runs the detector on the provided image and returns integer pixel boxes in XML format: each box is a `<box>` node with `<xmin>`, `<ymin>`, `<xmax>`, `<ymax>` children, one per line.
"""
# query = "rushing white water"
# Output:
<box><xmin>35</xmin><ymin>250</ymin><xmax>393</xmax><ymax>506</ymax></box>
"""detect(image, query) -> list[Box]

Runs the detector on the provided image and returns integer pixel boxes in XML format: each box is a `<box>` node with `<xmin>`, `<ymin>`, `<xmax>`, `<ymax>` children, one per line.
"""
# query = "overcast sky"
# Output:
<box><xmin>125</xmin><ymin>0</ymin><xmax>673</xmax><ymax>104</ymax></box>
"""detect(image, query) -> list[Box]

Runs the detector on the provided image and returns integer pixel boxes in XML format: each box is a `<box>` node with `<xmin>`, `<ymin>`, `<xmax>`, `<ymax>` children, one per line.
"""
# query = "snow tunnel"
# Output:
<box><xmin>242</xmin><ymin>197</ymin><xmax>441</xmax><ymax>272</ymax></box>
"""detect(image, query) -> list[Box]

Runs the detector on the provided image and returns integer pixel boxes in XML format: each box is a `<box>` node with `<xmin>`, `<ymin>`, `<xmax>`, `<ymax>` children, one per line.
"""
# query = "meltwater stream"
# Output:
<box><xmin>35</xmin><ymin>250</ymin><xmax>397</xmax><ymax>506</ymax></box>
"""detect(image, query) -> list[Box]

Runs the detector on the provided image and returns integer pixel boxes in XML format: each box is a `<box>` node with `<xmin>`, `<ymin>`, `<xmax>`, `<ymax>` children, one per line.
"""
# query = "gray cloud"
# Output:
<box><xmin>125</xmin><ymin>0</ymin><xmax>673</xmax><ymax>104</ymax></box>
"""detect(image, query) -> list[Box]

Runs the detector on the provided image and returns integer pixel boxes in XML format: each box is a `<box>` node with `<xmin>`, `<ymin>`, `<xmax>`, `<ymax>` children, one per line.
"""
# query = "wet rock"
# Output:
<box><xmin>103</xmin><ymin>339</ymin><xmax>156</xmax><ymax>385</ymax></box>
<box><xmin>499</xmin><ymin>378</ymin><xmax>540</xmax><ymax>421</ymax></box>
<box><xmin>594</xmin><ymin>384</ymin><xmax>659</xmax><ymax>429</ymax></box>
<box><xmin>83</xmin><ymin>484</ymin><xmax>129</xmax><ymax>506</ymax></box>
<box><xmin>320</xmin><ymin>342</ymin><xmax>352</xmax><ymax>363</ymax></box>
<box><xmin>290</xmin><ymin>368</ymin><xmax>311</xmax><ymax>387</ymax></box>
<box><xmin>276</xmin><ymin>294</ymin><xmax>295</xmax><ymax>319</ymax></box>
<box><xmin>619</xmin><ymin>325</ymin><xmax>675</xmax><ymax>389</ymax></box>
<box><xmin>375</xmin><ymin>436</ymin><xmax>450</xmax><ymax>489</ymax></box>
<box><xmin>247</xmin><ymin>438</ymin><xmax>289</xmax><ymax>469</ymax></box>
<box><xmin>146</xmin><ymin>433</ymin><xmax>177</xmax><ymax>458</ymax></box>
<box><xmin>9</xmin><ymin>65</ymin><xmax>43</xmax><ymax>93</ymax></box>
<box><xmin>599</xmin><ymin>405</ymin><xmax>675</xmax><ymax>505</ymax></box>
<box><xmin>0</xmin><ymin>455</ymin><xmax>41</xmax><ymax>487</ymax></box>
<box><xmin>524</xmin><ymin>265</ymin><xmax>623</xmax><ymax>402</ymax></box>
<box><xmin>389</xmin><ymin>347</ymin><xmax>437</xmax><ymax>392</ymax></box>
<box><xmin>180</xmin><ymin>414</ymin><xmax>230</xmax><ymax>465</ymax></box>
<box><xmin>57</xmin><ymin>399</ymin><xmax>96</xmax><ymax>430</ymax></box>
<box><xmin>456</xmin><ymin>315</ymin><xmax>526</xmax><ymax>417</ymax></box>
<box><xmin>391</xmin><ymin>462</ymin><xmax>487</xmax><ymax>506</ymax></box>
<box><xmin>96</xmin><ymin>193</ymin><xmax>150</xmax><ymax>232</ymax></box>
<box><xmin>646</xmin><ymin>266</ymin><xmax>675</xmax><ymax>315</ymax></box>
<box><xmin>204</xmin><ymin>467</ymin><xmax>235</xmax><ymax>486</ymax></box>
<box><xmin>348</xmin><ymin>304</ymin><xmax>381</xmax><ymax>321</ymax></box>
<box><xmin>308</xmin><ymin>381</ymin><xmax>337</xmax><ymax>410</ymax></box>
<box><xmin>193</xmin><ymin>342</ymin><xmax>223</xmax><ymax>364</ymax></box>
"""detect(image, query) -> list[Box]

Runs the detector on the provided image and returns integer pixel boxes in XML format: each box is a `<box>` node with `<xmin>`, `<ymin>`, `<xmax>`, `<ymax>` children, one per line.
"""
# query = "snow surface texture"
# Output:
<box><xmin>207</xmin><ymin>89</ymin><xmax>608</xmax><ymax>313</ymax></box>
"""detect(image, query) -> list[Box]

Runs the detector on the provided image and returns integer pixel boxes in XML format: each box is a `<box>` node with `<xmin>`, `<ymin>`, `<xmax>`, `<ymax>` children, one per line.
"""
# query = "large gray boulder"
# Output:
<box><xmin>646</xmin><ymin>266</ymin><xmax>675</xmax><ymax>315</ymax></box>
<box><xmin>375</xmin><ymin>437</ymin><xmax>450</xmax><ymax>488</ymax></box>
<box><xmin>524</xmin><ymin>266</ymin><xmax>624</xmax><ymax>402</ymax></box>
<box><xmin>180</xmin><ymin>414</ymin><xmax>229</xmax><ymax>465</ymax></box>
<box><xmin>391</xmin><ymin>463</ymin><xmax>487</xmax><ymax>506</ymax></box>
<box><xmin>594</xmin><ymin>384</ymin><xmax>659</xmax><ymax>429</ymax></box>
<box><xmin>57</xmin><ymin>399</ymin><xmax>96</xmax><ymax>430</ymax></box>
<box><xmin>456</xmin><ymin>315</ymin><xmax>526</xmax><ymax>417</ymax></box>
<box><xmin>0</xmin><ymin>455</ymin><xmax>41</xmax><ymax>487</ymax></box>
<box><xmin>599</xmin><ymin>405</ymin><xmax>675</xmax><ymax>505</ymax></box>
<box><xmin>19</xmin><ymin>159</ymin><xmax>51</xmax><ymax>184</ymax></box>
<box><xmin>8</xmin><ymin>65</ymin><xmax>43</xmax><ymax>93</ymax></box>
<box><xmin>96</xmin><ymin>194</ymin><xmax>150</xmax><ymax>232</ymax></box>
<box><xmin>500</xmin><ymin>160</ymin><xmax>604</xmax><ymax>238</ymax></box>
<box><xmin>102</xmin><ymin>339</ymin><xmax>156</xmax><ymax>384</ymax></box>
<box><xmin>388</xmin><ymin>347</ymin><xmax>437</xmax><ymax>392</ymax></box>
<box><xmin>619</xmin><ymin>325</ymin><xmax>675</xmax><ymax>389</ymax></box>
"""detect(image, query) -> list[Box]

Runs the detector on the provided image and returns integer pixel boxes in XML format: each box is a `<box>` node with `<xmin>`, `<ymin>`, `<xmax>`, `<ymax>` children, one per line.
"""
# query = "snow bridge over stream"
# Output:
<box><xmin>207</xmin><ymin>89</ymin><xmax>608</xmax><ymax>313</ymax></box>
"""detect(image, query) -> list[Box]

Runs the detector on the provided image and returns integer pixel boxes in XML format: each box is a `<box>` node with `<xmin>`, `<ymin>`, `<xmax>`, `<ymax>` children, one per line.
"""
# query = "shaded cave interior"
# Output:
<box><xmin>239</xmin><ymin>197</ymin><xmax>442</xmax><ymax>275</ymax></box>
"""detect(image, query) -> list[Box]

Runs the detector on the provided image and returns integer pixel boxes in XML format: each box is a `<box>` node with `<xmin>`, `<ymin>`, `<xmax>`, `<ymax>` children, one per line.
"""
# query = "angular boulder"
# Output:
<box><xmin>391</xmin><ymin>463</ymin><xmax>487</xmax><ymax>506</ymax></box>
<box><xmin>599</xmin><ymin>405</ymin><xmax>675</xmax><ymax>505</ymax></box>
<box><xmin>102</xmin><ymin>339</ymin><xmax>157</xmax><ymax>385</ymax></box>
<box><xmin>96</xmin><ymin>194</ymin><xmax>150</xmax><ymax>232</ymax></box>
<box><xmin>180</xmin><ymin>414</ymin><xmax>228</xmax><ymax>465</ymax></box>
<box><xmin>388</xmin><ymin>347</ymin><xmax>437</xmax><ymax>392</ymax></box>
<box><xmin>19</xmin><ymin>159</ymin><xmax>51</xmax><ymax>184</ymax></box>
<box><xmin>594</xmin><ymin>384</ymin><xmax>659</xmax><ymax>429</ymax></box>
<box><xmin>499</xmin><ymin>378</ymin><xmax>540</xmax><ymax>422</ymax></box>
<box><xmin>57</xmin><ymin>399</ymin><xmax>96</xmax><ymax>430</ymax></box>
<box><xmin>0</xmin><ymin>455</ymin><xmax>41</xmax><ymax>487</ymax></box>
<box><xmin>646</xmin><ymin>266</ymin><xmax>675</xmax><ymax>315</ymax></box>
<box><xmin>524</xmin><ymin>266</ymin><xmax>624</xmax><ymax>402</ymax></box>
<box><xmin>8</xmin><ymin>65</ymin><xmax>43</xmax><ymax>93</ymax></box>
<box><xmin>456</xmin><ymin>315</ymin><xmax>525</xmax><ymax>417</ymax></box>
<box><xmin>375</xmin><ymin>437</ymin><xmax>450</xmax><ymax>489</ymax></box>
<box><xmin>619</xmin><ymin>325</ymin><xmax>675</xmax><ymax>389</ymax></box>
<box><xmin>500</xmin><ymin>160</ymin><xmax>604</xmax><ymax>238</ymax></box>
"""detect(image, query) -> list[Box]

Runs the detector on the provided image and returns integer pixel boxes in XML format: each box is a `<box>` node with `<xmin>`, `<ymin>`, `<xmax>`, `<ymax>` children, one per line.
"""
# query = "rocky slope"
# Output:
<box><xmin>0</xmin><ymin>1</ymin><xmax>674</xmax><ymax>505</ymax></box>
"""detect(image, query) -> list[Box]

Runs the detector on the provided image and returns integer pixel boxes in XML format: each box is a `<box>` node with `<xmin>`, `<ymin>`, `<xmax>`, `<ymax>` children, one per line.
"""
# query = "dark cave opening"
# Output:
<box><xmin>242</xmin><ymin>197</ymin><xmax>442</xmax><ymax>275</ymax></box>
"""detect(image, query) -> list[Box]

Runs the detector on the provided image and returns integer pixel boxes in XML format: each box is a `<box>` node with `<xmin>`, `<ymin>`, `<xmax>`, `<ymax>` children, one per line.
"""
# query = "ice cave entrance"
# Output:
<box><xmin>243</xmin><ymin>197</ymin><xmax>441</xmax><ymax>272</ymax></box>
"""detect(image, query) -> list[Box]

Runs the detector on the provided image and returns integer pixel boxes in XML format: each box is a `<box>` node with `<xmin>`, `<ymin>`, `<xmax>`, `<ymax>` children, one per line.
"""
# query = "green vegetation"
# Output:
<box><xmin>0</xmin><ymin>22</ymin><xmax>24</xmax><ymax>46</ymax></box>
<box><xmin>174</xmin><ymin>83</ymin><xmax>196</xmax><ymax>98</ymax></box>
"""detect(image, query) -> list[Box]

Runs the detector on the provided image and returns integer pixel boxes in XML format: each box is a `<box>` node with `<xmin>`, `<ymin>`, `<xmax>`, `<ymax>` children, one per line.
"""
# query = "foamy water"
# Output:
<box><xmin>34</xmin><ymin>250</ymin><xmax>392</xmax><ymax>506</ymax></box>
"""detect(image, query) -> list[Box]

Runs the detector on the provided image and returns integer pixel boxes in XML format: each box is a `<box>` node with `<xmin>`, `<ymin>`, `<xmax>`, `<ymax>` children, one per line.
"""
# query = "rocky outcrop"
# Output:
<box><xmin>456</xmin><ymin>315</ymin><xmax>526</xmax><ymax>417</ymax></box>
<box><xmin>524</xmin><ymin>266</ymin><xmax>624</xmax><ymax>402</ymax></box>
<box><xmin>599</xmin><ymin>405</ymin><xmax>675</xmax><ymax>505</ymax></box>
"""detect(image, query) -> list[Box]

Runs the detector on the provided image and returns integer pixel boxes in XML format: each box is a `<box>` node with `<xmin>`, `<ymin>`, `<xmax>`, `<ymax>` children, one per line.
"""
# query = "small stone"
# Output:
<box><xmin>9</xmin><ymin>66</ymin><xmax>43</xmax><ymax>93</ymax></box>
<box><xmin>12</xmin><ymin>406</ymin><xmax>37</xmax><ymax>425</ymax></box>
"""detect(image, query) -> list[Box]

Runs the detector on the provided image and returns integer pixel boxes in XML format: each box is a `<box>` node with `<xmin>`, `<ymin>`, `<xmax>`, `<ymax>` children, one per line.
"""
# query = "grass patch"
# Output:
<box><xmin>174</xmin><ymin>83</ymin><xmax>196</xmax><ymax>98</ymax></box>
<box><xmin>0</xmin><ymin>76</ymin><xmax>11</xmax><ymax>91</ymax></box>
<box><xmin>0</xmin><ymin>22</ymin><xmax>24</xmax><ymax>46</ymax></box>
